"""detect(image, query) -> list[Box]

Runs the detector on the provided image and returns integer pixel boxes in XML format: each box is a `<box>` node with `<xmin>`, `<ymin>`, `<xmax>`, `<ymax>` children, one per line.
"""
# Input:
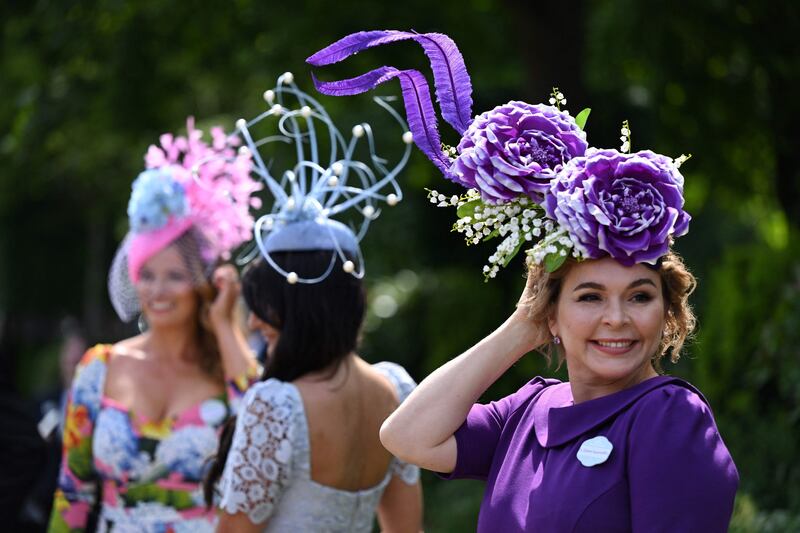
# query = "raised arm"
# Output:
<box><xmin>379</xmin><ymin>300</ymin><xmax>541</xmax><ymax>474</ymax></box>
<box><xmin>208</xmin><ymin>265</ymin><xmax>258</xmax><ymax>383</ymax></box>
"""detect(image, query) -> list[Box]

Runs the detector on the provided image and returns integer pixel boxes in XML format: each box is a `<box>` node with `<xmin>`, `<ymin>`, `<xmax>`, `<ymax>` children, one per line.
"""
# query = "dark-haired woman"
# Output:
<box><xmin>205</xmin><ymin>252</ymin><xmax>422</xmax><ymax>533</ymax></box>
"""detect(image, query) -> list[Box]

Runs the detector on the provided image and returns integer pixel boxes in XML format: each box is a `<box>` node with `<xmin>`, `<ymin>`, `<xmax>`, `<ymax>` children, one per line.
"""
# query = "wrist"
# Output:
<box><xmin>209</xmin><ymin>316</ymin><xmax>235</xmax><ymax>334</ymax></box>
<box><xmin>496</xmin><ymin>312</ymin><xmax>539</xmax><ymax>358</ymax></box>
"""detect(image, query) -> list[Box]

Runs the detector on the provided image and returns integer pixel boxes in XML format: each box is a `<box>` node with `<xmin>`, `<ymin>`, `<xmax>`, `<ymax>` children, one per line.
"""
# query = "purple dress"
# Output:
<box><xmin>442</xmin><ymin>376</ymin><xmax>738</xmax><ymax>532</ymax></box>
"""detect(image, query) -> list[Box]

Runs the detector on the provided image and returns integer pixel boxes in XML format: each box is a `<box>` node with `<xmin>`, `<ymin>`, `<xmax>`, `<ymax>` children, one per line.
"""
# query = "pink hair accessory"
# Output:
<box><xmin>126</xmin><ymin>217</ymin><xmax>194</xmax><ymax>283</ymax></box>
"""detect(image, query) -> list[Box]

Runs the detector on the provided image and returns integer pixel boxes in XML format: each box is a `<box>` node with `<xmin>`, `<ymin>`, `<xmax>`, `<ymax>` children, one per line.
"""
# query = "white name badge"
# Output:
<box><xmin>577</xmin><ymin>436</ymin><xmax>613</xmax><ymax>467</ymax></box>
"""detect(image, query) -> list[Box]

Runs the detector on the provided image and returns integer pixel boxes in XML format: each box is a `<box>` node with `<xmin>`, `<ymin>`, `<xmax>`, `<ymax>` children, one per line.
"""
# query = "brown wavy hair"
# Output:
<box><xmin>519</xmin><ymin>251</ymin><xmax>697</xmax><ymax>369</ymax></box>
<box><xmin>174</xmin><ymin>230</ymin><xmax>223</xmax><ymax>381</ymax></box>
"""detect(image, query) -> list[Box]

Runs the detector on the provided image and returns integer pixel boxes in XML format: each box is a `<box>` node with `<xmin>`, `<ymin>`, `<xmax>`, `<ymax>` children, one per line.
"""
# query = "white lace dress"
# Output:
<box><xmin>218</xmin><ymin>362</ymin><xmax>420</xmax><ymax>532</ymax></box>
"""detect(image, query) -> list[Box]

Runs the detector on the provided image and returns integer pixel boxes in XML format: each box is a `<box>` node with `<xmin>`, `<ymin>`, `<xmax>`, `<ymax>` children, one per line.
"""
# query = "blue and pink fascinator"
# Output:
<box><xmin>109</xmin><ymin>118</ymin><xmax>262</xmax><ymax>321</ymax></box>
<box><xmin>307</xmin><ymin>30</ymin><xmax>691</xmax><ymax>278</ymax></box>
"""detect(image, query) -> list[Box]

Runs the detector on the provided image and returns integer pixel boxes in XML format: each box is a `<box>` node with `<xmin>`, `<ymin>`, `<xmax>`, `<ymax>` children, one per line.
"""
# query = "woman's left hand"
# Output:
<box><xmin>209</xmin><ymin>264</ymin><xmax>241</xmax><ymax>332</ymax></box>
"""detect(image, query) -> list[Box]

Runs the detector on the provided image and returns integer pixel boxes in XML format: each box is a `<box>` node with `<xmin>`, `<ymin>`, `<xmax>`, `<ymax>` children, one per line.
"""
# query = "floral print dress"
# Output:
<box><xmin>48</xmin><ymin>344</ymin><xmax>256</xmax><ymax>533</ymax></box>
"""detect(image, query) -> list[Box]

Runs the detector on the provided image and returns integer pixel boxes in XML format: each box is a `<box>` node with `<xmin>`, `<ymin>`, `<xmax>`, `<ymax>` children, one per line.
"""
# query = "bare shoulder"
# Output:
<box><xmin>366</xmin><ymin>359</ymin><xmax>417</xmax><ymax>404</ymax></box>
<box><xmin>107</xmin><ymin>335</ymin><xmax>149</xmax><ymax>376</ymax></box>
<box><xmin>110</xmin><ymin>335</ymin><xmax>147</xmax><ymax>357</ymax></box>
<box><xmin>357</xmin><ymin>358</ymin><xmax>404</xmax><ymax>404</ymax></box>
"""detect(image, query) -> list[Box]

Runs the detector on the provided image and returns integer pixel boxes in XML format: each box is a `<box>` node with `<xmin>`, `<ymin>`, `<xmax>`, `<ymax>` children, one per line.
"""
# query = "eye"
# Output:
<box><xmin>168</xmin><ymin>270</ymin><xmax>190</xmax><ymax>282</ymax></box>
<box><xmin>630</xmin><ymin>292</ymin><xmax>654</xmax><ymax>303</ymax></box>
<box><xmin>139</xmin><ymin>270</ymin><xmax>154</xmax><ymax>282</ymax></box>
<box><xmin>577</xmin><ymin>292</ymin><xmax>601</xmax><ymax>302</ymax></box>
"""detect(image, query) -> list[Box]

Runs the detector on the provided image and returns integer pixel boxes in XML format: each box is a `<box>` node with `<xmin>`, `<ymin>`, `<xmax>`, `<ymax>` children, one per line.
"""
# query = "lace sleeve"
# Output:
<box><xmin>218</xmin><ymin>379</ymin><xmax>296</xmax><ymax>525</ymax></box>
<box><xmin>373</xmin><ymin>362</ymin><xmax>421</xmax><ymax>486</ymax></box>
<box><xmin>389</xmin><ymin>457</ymin><xmax>421</xmax><ymax>485</ymax></box>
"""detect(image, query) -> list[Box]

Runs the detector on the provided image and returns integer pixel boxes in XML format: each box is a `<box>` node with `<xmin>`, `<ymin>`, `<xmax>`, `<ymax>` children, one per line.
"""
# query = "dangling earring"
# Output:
<box><xmin>553</xmin><ymin>335</ymin><xmax>561</xmax><ymax>345</ymax></box>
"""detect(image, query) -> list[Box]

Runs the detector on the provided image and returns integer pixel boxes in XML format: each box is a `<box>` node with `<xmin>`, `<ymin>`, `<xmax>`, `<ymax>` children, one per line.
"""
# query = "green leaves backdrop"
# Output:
<box><xmin>2</xmin><ymin>1</ymin><xmax>798</xmax><ymax>530</ymax></box>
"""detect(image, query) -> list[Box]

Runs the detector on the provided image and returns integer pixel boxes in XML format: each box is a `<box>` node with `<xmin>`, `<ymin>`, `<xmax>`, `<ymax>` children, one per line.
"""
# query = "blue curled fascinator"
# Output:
<box><xmin>230</xmin><ymin>72</ymin><xmax>412</xmax><ymax>284</ymax></box>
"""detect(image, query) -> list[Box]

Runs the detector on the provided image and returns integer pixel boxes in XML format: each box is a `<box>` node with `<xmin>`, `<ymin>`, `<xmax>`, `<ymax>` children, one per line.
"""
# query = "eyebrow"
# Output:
<box><xmin>573</xmin><ymin>278</ymin><xmax>658</xmax><ymax>291</ymax></box>
<box><xmin>141</xmin><ymin>268</ymin><xmax>191</xmax><ymax>275</ymax></box>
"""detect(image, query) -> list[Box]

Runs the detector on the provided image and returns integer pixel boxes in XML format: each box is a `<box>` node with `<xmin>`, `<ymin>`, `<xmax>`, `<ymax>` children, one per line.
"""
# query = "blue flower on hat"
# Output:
<box><xmin>127</xmin><ymin>168</ymin><xmax>189</xmax><ymax>233</ymax></box>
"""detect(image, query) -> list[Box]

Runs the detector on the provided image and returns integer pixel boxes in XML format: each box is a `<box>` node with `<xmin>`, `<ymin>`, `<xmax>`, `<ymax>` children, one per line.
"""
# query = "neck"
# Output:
<box><xmin>296</xmin><ymin>352</ymin><xmax>357</xmax><ymax>385</ymax></box>
<box><xmin>568</xmin><ymin>363</ymin><xmax>658</xmax><ymax>404</ymax></box>
<box><xmin>144</xmin><ymin>322</ymin><xmax>200</xmax><ymax>364</ymax></box>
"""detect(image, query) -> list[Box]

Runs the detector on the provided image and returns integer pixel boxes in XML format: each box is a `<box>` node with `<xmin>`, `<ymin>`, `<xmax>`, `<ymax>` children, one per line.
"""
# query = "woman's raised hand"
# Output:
<box><xmin>209</xmin><ymin>264</ymin><xmax>241</xmax><ymax>332</ymax></box>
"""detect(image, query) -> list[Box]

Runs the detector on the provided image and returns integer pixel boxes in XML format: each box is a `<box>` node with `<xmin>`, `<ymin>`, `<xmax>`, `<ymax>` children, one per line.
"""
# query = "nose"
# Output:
<box><xmin>603</xmin><ymin>298</ymin><xmax>630</xmax><ymax>328</ymax></box>
<box><xmin>140</xmin><ymin>276</ymin><xmax>167</xmax><ymax>298</ymax></box>
<box><xmin>150</xmin><ymin>277</ymin><xmax>171</xmax><ymax>297</ymax></box>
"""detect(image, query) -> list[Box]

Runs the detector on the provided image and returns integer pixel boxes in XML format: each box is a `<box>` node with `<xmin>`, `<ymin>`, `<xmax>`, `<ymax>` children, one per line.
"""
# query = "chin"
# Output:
<box><xmin>143</xmin><ymin>310</ymin><xmax>195</xmax><ymax>329</ymax></box>
<box><xmin>586</xmin><ymin>356</ymin><xmax>650</xmax><ymax>383</ymax></box>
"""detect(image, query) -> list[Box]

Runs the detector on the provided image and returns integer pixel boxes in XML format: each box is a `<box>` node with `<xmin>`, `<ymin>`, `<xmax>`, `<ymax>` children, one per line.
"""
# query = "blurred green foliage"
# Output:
<box><xmin>2</xmin><ymin>0</ymin><xmax>798</xmax><ymax>529</ymax></box>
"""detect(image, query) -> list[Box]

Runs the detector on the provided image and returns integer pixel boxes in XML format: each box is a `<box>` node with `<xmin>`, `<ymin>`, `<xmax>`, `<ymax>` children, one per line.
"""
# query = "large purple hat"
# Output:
<box><xmin>308</xmin><ymin>30</ymin><xmax>690</xmax><ymax>278</ymax></box>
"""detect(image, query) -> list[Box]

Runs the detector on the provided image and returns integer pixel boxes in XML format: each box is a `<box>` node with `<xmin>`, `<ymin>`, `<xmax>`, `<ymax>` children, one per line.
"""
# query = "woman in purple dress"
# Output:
<box><xmin>308</xmin><ymin>29</ymin><xmax>739</xmax><ymax>531</ymax></box>
<box><xmin>382</xmin><ymin>252</ymin><xmax>738</xmax><ymax>531</ymax></box>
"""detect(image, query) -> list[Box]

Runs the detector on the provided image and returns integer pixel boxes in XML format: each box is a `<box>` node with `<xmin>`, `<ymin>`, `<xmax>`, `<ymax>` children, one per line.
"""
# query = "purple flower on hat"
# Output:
<box><xmin>451</xmin><ymin>101</ymin><xmax>588</xmax><ymax>203</ymax></box>
<box><xmin>545</xmin><ymin>148</ymin><xmax>690</xmax><ymax>265</ymax></box>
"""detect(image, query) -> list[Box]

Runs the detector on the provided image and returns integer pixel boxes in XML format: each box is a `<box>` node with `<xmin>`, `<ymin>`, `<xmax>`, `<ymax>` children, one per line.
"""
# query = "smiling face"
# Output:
<box><xmin>549</xmin><ymin>257</ymin><xmax>666</xmax><ymax>394</ymax></box>
<box><xmin>136</xmin><ymin>245</ymin><xmax>199</xmax><ymax>329</ymax></box>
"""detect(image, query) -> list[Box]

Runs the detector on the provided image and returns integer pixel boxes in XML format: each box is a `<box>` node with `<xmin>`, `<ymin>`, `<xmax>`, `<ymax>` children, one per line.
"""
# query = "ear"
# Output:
<box><xmin>548</xmin><ymin>316</ymin><xmax>558</xmax><ymax>338</ymax></box>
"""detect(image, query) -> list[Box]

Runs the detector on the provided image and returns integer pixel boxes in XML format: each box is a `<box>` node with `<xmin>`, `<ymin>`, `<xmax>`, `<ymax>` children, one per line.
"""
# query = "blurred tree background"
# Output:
<box><xmin>1</xmin><ymin>0</ymin><xmax>798</xmax><ymax>530</ymax></box>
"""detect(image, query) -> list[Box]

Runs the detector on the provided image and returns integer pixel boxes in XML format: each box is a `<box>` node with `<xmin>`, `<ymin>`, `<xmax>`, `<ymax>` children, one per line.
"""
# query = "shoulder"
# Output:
<box><xmin>232</xmin><ymin>379</ymin><xmax>300</xmax><ymax>463</ymax></box>
<box><xmin>70</xmin><ymin>345</ymin><xmax>112</xmax><ymax>413</ymax></box>
<box><xmin>105</xmin><ymin>336</ymin><xmax>150</xmax><ymax>372</ymax></box>
<box><xmin>628</xmin><ymin>378</ymin><xmax>737</xmax><ymax>479</ymax></box>
<box><xmin>108</xmin><ymin>335</ymin><xmax>147</xmax><ymax>361</ymax></box>
<box><xmin>631</xmin><ymin>378</ymin><xmax>716</xmax><ymax>426</ymax></box>
<box><xmin>502</xmin><ymin>376</ymin><xmax>563</xmax><ymax>415</ymax></box>
<box><xmin>465</xmin><ymin>376</ymin><xmax>561</xmax><ymax>430</ymax></box>
<box><xmin>103</xmin><ymin>337</ymin><xmax>158</xmax><ymax>393</ymax></box>
<box><xmin>77</xmin><ymin>343</ymin><xmax>113</xmax><ymax>369</ymax></box>
<box><xmin>626</xmin><ymin>378</ymin><xmax>739</xmax><ymax>519</ymax></box>
<box><xmin>372</xmin><ymin>361</ymin><xmax>417</xmax><ymax>402</ymax></box>
<box><xmin>73</xmin><ymin>344</ymin><xmax>113</xmax><ymax>384</ymax></box>
<box><xmin>520</xmin><ymin>376</ymin><xmax>563</xmax><ymax>397</ymax></box>
<box><xmin>240</xmin><ymin>378</ymin><xmax>300</xmax><ymax>415</ymax></box>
